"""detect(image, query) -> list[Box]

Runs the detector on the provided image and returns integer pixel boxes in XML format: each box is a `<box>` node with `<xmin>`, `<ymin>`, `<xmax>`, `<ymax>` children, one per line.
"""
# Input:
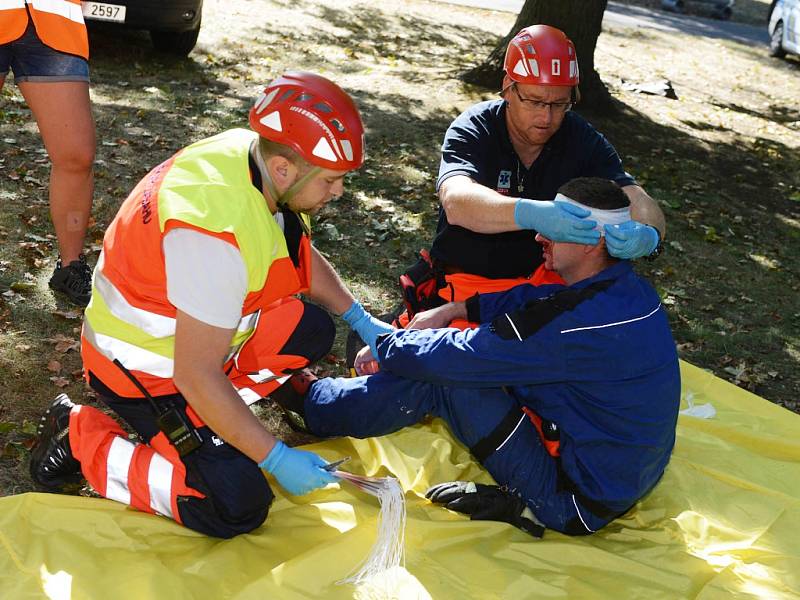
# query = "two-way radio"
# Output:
<box><xmin>113</xmin><ymin>359</ymin><xmax>202</xmax><ymax>457</ymax></box>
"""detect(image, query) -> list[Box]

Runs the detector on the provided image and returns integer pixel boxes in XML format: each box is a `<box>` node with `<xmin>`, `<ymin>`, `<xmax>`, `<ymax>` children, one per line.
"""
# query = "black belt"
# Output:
<box><xmin>470</xmin><ymin>406</ymin><xmax>526</xmax><ymax>463</ymax></box>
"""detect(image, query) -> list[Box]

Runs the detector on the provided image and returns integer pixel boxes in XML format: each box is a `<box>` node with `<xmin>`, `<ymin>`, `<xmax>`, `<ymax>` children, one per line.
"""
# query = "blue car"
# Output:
<box><xmin>81</xmin><ymin>0</ymin><xmax>203</xmax><ymax>56</ymax></box>
<box><xmin>769</xmin><ymin>0</ymin><xmax>800</xmax><ymax>58</ymax></box>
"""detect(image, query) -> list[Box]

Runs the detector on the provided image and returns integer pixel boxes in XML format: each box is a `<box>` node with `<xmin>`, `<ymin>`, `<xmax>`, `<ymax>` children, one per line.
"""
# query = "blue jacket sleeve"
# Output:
<box><xmin>375</xmin><ymin>324</ymin><xmax>566</xmax><ymax>388</ymax></box>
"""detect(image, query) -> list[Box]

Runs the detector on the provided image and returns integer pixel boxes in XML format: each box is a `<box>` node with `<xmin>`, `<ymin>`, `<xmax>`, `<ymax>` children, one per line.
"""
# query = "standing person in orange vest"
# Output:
<box><xmin>1</xmin><ymin>0</ymin><xmax>95</xmax><ymax>306</ymax></box>
<box><xmin>28</xmin><ymin>72</ymin><xmax>395</xmax><ymax>538</ymax></box>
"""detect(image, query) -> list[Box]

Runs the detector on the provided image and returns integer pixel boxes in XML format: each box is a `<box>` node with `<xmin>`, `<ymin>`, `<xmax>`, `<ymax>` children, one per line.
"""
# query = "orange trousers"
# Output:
<box><xmin>71</xmin><ymin>298</ymin><xmax>334</xmax><ymax>537</ymax></box>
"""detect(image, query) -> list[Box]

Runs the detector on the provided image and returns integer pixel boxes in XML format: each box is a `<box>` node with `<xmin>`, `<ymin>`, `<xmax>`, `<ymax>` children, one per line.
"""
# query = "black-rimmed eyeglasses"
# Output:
<box><xmin>504</xmin><ymin>83</ymin><xmax>572</xmax><ymax>114</ymax></box>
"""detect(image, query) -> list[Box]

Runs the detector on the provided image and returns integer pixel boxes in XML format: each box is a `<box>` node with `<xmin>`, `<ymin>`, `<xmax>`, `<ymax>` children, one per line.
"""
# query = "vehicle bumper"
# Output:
<box><xmin>83</xmin><ymin>0</ymin><xmax>203</xmax><ymax>32</ymax></box>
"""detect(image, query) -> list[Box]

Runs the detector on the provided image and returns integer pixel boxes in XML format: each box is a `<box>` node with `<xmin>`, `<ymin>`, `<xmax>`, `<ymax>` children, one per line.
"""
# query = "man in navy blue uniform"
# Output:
<box><xmin>396</xmin><ymin>25</ymin><xmax>667</xmax><ymax>328</ymax></box>
<box><xmin>276</xmin><ymin>177</ymin><xmax>680</xmax><ymax>536</ymax></box>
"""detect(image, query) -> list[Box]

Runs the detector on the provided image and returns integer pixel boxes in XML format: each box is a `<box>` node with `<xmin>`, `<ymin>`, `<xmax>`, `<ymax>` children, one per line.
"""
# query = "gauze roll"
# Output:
<box><xmin>555</xmin><ymin>193</ymin><xmax>630</xmax><ymax>234</ymax></box>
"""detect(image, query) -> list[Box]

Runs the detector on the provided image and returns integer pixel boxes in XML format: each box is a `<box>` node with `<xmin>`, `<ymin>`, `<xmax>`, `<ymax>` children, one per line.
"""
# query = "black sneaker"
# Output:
<box><xmin>29</xmin><ymin>394</ymin><xmax>83</xmax><ymax>491</ymax></box>
<box><xmin>269</xmin><ymin>369</ymin><xmax>318</xmax><ymax>433</ymax></box>
<box><xmin>49</xmin><ymin>255</ymin><xmax>92</xmax><ymax>307</ymax></box>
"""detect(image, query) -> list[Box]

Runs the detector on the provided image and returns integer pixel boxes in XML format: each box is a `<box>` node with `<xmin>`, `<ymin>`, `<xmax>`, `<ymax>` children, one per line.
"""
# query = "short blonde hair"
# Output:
<box><xmin>257</xmin><ymin>137</ymin><xmax>312</xmax><ymax>174</ymax></box>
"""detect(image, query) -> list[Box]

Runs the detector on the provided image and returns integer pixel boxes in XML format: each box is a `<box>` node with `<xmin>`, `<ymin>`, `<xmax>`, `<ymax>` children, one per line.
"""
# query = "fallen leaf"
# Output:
<box><xmin>1</xmin><ymin>442</ymin><xmax>20</xmax><ymax>459</ymax></box>
<box><xmin>15</xmin><ymin>343</ymin><xmax>31</xmax><ymax>352</ymax></box>
<box><xmin>47</xmin><ymin>359</ymin><xmax>62</xmax><ymax>373</ymax></box>
<box><xmin>668</xmin><ymin>240</ymin><xmax>684</xmax><ymax>252</ymax></box>
<box><xmin>46</xmin><ymin>334</ymin><xmax>80</xmax><ymax>353</ymax></box>
<box><xmin>49</xmin><ymin>376</ymin><xmax>70</xmax><ymax>388</ymax></box>
<box><xmin>53</xmin><ymin>309</ymin><xmax>81</xmax><ymax>320</ymax></box>
<box><xmin>10</xmin><ymin>281</ymin><xmax>35</xmax><ymax>292</ymax></box>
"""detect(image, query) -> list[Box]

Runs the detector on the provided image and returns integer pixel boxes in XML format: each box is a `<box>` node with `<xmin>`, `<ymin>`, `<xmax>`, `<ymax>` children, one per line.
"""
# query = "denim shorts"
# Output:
<box><xmin>0</xmin><ymin>22</ymin><xmax>89</xmax><ymax>84</ymax></box>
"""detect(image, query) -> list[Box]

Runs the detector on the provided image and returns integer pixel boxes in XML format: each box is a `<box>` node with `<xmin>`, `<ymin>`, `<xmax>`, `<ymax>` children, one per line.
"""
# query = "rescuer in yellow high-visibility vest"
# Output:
<box><xmin>29</xmin><ymin>72</ymin><xmax>395</xmax><ymax>538</ymax></box>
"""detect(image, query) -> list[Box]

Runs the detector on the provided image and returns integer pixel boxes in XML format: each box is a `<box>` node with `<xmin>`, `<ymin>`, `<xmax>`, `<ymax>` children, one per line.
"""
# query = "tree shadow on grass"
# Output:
<box><xmin>1</xmin><ymin>2</ymin><xmax>798</xmax><ymax>496</ymax></box>
<box><xmin>583</xmin><ymin>99</ymin><xmax>799</xmax><ymax>402</ymax></box>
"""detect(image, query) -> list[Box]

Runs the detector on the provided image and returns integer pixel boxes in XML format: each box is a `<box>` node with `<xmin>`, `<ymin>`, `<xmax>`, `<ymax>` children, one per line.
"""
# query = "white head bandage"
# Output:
<box><xmin>555</xmin><ymin>192</ymin><xmax>630</xmax><ymax>235</ymax></box>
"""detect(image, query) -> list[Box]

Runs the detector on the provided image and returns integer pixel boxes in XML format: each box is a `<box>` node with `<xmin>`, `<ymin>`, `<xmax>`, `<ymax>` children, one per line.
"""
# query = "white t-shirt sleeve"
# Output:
<box><xmin>163</xmin><ymin>228</ymin><xmax>248</xmax><ymax>329</ymax></box>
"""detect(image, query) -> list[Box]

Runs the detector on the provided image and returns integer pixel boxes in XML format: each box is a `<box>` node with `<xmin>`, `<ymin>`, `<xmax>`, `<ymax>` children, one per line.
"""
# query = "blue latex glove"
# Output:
<box><xmin>259</xmin><ymin>440</ymin><xmax>337</xmax><ymax>496</ymax></box>
<box><xmin>603</xmin><ymin>221</ymin><xmax>659</xmax><ymax>259</ymax></box>
<box><xmin>341</xmin><ymin>301</ymin><xmax>395</xmax><ymax>356</ymax></box>
<box><xmin>514</xmin><ymin>199</ymin><xmax>600</xmax><ymax>244</ymax></box>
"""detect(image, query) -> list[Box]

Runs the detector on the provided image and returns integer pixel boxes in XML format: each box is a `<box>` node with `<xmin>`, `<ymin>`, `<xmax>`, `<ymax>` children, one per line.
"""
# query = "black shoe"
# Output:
<box><xmin>269</xmin><ymin>369</ymin><xmax>318</xmax><ymax>433</ymax></box>
<box><xmin>49</xmin><ymin>255</ymin><xmax>92</xmax><ymax>307</ymax></box>
<box><xmin>29</xmin><ymin>394</ymin><xmax>83</xmax><ymax>491</ymax></box>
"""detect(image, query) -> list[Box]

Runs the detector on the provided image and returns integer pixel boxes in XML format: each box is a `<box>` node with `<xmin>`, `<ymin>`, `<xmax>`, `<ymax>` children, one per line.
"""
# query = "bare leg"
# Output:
<box><xmin>18</xmin><ymin>81</ymin><xmax>95</xmax><ymax>264</ymax></box>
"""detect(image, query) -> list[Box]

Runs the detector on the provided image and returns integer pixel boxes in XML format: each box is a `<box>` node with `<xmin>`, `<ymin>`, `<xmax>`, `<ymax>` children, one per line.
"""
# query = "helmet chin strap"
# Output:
<box><xmin>271</xmin><ymin>167</ymin><xmax>320</xmax><ymax>236</ymax></box>
<box><xmin>276</xmin><ymin>165</ymin><xmax>321</xmax><ymax>209</ymax></box>
<box><xmin>254</xmin><ymin>142</ymin><xmax>320</xmax><ymax>235</ymax></box>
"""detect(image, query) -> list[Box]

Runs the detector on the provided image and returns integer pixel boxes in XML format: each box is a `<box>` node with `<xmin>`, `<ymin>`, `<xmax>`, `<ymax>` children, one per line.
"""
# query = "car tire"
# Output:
<box><xmin>769</xmin><ymin>22</ymin><xmax>786</xmax><ymax>58</ymax></box>
<box><xmin>150</xmin><ymin>20</ymin><xmax>201</xmax><ymax>56</ymax></box>
<box><xmin>711</xmin><ymin>6</ymin><xmax>732</xmax><ymax>20</ymax></box>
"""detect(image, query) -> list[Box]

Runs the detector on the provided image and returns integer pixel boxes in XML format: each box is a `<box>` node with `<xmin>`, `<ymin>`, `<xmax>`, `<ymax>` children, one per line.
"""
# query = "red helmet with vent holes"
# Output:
<box><xmin>249</xmin><ymin>72</ymin><xmax>365</xmax><ymax>171</ymax></box>
<box><xmin>503</xmin><ymin>25</ymin><xmax>579</xmax><ymax>87</ymax></box>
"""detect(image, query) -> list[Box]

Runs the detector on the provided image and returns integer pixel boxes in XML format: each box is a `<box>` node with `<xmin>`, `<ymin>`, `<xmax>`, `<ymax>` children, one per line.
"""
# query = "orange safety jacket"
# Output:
<box><xmin>82</xmin><ymin>129</ymin><xmax>312</xmax><ymax>398</ymax></box>
<box><xmin>0</xmin><ymin>0</ymin><xmax>88</xmax><ymax>59</ymax></box>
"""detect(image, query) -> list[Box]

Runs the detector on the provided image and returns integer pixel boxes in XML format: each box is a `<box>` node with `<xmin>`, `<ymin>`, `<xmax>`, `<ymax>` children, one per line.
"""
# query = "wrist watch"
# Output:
<box><xmin>645</xmin><ymin>227</ymin><xmax>664</xmax><ymax>261</ymax></box>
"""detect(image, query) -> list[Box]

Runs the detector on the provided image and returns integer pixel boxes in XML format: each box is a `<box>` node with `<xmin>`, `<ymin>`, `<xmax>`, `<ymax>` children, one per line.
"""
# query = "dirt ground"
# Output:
<box><xmin>0</xmin><ymin>0</ymin><xmax>797</xmax><ymax>497</ymax></box>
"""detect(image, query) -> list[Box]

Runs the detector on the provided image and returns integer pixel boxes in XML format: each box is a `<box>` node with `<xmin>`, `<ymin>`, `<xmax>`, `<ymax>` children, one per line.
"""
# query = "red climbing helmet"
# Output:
<box><xmin>249</xmin><ymin>71</ymin><xmax>365</xmax><ymax>170</ymax></box>
<box><xmin>503</xmin><ymin>25</ymin><xmax>579</xmax><ymax>87</ymax></box>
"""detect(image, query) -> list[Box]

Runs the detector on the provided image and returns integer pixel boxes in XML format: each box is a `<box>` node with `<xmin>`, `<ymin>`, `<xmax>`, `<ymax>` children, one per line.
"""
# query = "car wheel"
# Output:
<box><xmin>711</xmin><ymin>6</ymin><xmax>732</xmax><ymax>20</ymax></box>
<box><xmin>150</xmin><ymin>20</ymin><xmax>201</xmax><ymax>56</ymax></box>
<box><xmin>769</xmin><ymin>22</ymin><xmax>786</xmax><ymax>58</ymax></box>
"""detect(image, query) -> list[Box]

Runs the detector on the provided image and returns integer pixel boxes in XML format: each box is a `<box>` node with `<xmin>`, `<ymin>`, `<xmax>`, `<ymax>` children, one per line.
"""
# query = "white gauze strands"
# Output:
<box><xmin>335</xmin><ymin>470</ymin><xmax>406</xmax><ymax>590</ymax></box>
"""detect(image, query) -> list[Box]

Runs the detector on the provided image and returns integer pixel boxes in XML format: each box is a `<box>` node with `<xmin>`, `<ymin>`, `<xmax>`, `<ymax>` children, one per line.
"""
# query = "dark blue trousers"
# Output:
<box><xmin>305</xmin><ymin>372</ymin><xmax>608</xmax><ymax>534</ymax></box>
<box><xmin>96</xmin><ymin>301</ymin><xmax>335</xmax><ymax>538</ymax></box>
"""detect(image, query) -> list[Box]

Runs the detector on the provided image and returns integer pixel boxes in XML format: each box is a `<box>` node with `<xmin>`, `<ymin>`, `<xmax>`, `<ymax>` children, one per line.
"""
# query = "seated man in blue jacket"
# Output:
<box><xmin>274</xmin><ymin>177</ymin><xmax>681</xmax><ymax>536</ymax></box>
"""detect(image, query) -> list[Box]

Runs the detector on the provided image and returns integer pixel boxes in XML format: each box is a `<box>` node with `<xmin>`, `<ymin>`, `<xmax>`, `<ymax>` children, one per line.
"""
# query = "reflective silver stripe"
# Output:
<box><xmin>560</xmin><ymin>304</ymin><xmax>662</xmax><ymax>334</ymax></box>
<box><xmin>94</xmin><ymin>257</ymin><xmax>177</xmax><ymax>338</ymax></box>
<box><xmin>229</xmin><ymin>310</ymin><xmax>262</xmax><ymax>365</ymax></box>
<box><xmin>248</xmin><ymin>368</ymin><xmax>278</xmax><ymax>384</ymax></box>
<box><xmin>0</xmin><ymin>1</ymin><xmax>26</xmax><ymax>9</ymax></box>
<box><xmin>571</xmin><ymin>494</ymin><xmax>596</xmax><ymax>533</ymax></box>
<box><xmin>237</xmin><ymin>387</ymin><xmax>262</xmax><ymax>406</ymax></box>
<box><xmin>495</xmin><ymin>414</ymin><xmax>526</xmax><ymax>454</ymax></box>
<box><xmin>27</xmin><ymin>0</ymin><xmax>84</xmax><ymax>24</ymax></box>
<box><xmin>238</xmin><ymin>311</ymin><xmax>259</xmax><ymax>333</ymax></box>
<box><xmin>505</xmin><ymin>314</ymin><xmax>523</xmax><ymax>341</ymax></box>
<box><xmin>147</xmin><ymin>453</ymin><xmax>174</xmax><ymax>518</ymax></box>
<box><xmin>84</xmin><ymin>320</ymin><xmax>174</xmax><ymax>378</ymax></box>
<box><xmin>105</xmin><ymin>437</ymin><xmax>135</xmax><ymax>505</ymax></box>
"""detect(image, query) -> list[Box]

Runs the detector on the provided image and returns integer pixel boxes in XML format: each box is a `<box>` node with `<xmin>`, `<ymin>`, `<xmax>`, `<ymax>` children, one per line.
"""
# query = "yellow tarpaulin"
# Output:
<box><xmin>2</xmin><ymin>361</ymin><xmax>799</xmax><ymax>599</ymax></box>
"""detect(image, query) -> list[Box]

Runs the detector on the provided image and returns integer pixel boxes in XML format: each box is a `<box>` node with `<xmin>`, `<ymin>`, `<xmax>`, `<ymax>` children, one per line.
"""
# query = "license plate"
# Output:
<box><xmin>81</xmin><ymin>2</ymin><xmax>126</xmax><ymax>23</ymax></box>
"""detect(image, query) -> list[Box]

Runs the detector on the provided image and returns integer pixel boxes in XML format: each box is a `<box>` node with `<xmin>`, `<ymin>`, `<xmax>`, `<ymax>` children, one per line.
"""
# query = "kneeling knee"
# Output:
<box><xmin>179</xmin><ymin>470</ymin><xmax>275</xmax><ymax>539</ymax></box>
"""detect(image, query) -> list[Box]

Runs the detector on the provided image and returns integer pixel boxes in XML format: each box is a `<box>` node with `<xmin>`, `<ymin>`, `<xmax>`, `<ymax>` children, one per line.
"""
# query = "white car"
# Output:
<box><xmin>769</xmin><ymin>0</ymin><xmax>800</xmax><ymax>58</ymax></box>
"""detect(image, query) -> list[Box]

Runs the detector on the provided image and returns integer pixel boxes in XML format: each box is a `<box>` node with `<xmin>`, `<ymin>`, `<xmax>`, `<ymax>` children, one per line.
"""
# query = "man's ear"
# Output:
<box><xmin>501</xmin><ymin>74</ymin><xmax>512</xmax><ymax>94</ymax></box>
<box><xmin>265</xmin><ymin>155</ymin><xmax>296</xmax><ymax>191</ymax></box>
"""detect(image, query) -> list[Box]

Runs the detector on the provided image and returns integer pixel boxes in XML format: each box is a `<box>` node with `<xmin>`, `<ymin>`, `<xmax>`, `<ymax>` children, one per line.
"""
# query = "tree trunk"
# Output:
<box><xmin>463</xmin><ymin>0</ymin><xmax>614</xmax><ymax>114</ymax></box>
